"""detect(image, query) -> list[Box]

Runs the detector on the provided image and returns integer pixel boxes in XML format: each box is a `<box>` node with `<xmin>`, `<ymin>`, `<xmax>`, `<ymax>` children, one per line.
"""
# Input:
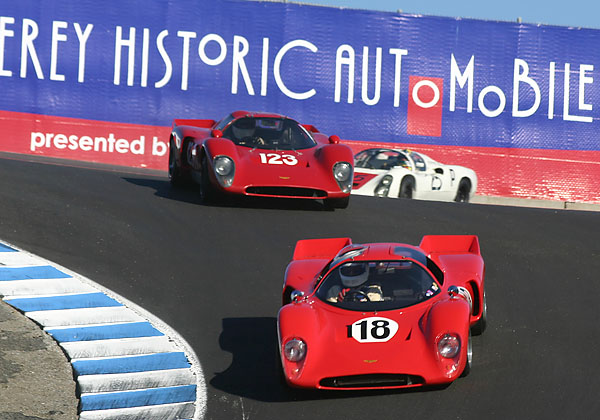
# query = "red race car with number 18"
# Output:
<box><xmin>168</xmin><ymin>111</ymin><xmax>354</xmax><ymax>208</ymax></box>
<box><xmin>278</xmin><ymin>235</ymin><xmax>487</xmax><ymax>389</ymax></box>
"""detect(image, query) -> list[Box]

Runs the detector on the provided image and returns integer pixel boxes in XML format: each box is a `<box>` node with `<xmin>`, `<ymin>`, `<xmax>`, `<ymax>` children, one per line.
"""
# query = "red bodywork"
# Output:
<box><xmin>169</xmin><ymin>111</ymin><xmax>353</xmax><ymax>201</ymax></box>
<box><xmin>278</xmin><ymin>235</ymin><xmax>485</xmax><ymax>390</ymax></box>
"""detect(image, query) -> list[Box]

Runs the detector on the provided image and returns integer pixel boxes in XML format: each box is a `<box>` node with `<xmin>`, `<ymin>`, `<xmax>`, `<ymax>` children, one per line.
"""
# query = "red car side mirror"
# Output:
<box><xmin>328</xmin><ymin>135</ymin><xmax>340</xmax><ymax>144</ymax></box>
<box><xmin>291</xmin><ymin>290</ymin><xmax>305</xmax><ymax>303</ymax></box>
<box><xmin>211</xmin><ymin>129</ymin><xmax>223</xmax><ymax>138</ymax></box>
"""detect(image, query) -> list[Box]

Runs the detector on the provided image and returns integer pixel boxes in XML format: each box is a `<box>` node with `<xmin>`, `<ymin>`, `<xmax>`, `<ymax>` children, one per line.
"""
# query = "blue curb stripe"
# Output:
<box><xmin>0</xmin><ymin>265</ymin><xmax>71</xmax><ymax>281</ymax></box>
<box><xmin>0</xmin><ymin>243</ymin><xmax>16</xmax><ymax>252</ymax></box>
<box><xmin>6</xmin><ymin>293</ymin><xmax>123</xmax><ymax>312</ymax></box>
<box><xmin>47</xmin><ymin>322</ymin><xmax>164</xmax><ymax>342</ymax></box>
<box><xmin>73</xmin><ymin>352</ymin><xmax>190</xmax><ymax>375</ymax></box>
<box><xmin>80</xmin><ymin>385</ymin><xmax>196</xmax><ymax>411</ymax></box>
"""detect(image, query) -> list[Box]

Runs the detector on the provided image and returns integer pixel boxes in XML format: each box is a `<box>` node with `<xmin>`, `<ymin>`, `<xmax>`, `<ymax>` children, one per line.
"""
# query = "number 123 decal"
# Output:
<box><xmin>347</xmin><ymin>317</ymin><xmax>399</xmax><ymax>343</ymax></box>
<box><xmin>259</xmin><ymin>153</ymin><xmax>298</xmax><ymax>166</ymax></box>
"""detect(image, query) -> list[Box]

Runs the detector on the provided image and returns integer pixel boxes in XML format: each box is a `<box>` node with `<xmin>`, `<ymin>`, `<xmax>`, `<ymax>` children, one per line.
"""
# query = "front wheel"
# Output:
<box><xmin>460</xmin><ymin>331</ymin><xmax>472</xmax><ymax>377</ymax></box>
<box><xmin>199</xmin><ymin>155</ymin><xmax>215</xmax><ymax>203</ymax></box>
<box><xmin>471</xmin><ymin>290</ymin><xmax>487</xmax><ymax>335</ymax></box>
<box><xmin>168</xmin><ymin>143</ymin><xmax>182</xmax><ymax>186</ymax></box>
<box><xmin>399</xmin><ymin>177</ymin><xmax>414</xmax><ymax>199</ymax></box>
<box><xmin>324</xmin><ymin>195</ymin><xmax>350</xmax><ymax>209</ymax></box>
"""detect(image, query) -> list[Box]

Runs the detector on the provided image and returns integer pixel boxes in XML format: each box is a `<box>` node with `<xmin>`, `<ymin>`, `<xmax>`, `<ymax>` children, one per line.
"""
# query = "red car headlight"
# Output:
<box><xmin>437</xmin><ymin>333</ymin><xmax>460</xmax><ymax>359</ymax></box>
<box><xmin>213</xmin><ymin>155</ymin><xmax>235</xmax><ymax>187</ymax></box>
<box><xmin>214</xmin><ymin>156</ymin><xmax>234</xmax><ymax>176</ymax></box>
<box><xmin>333</xmin><ymin>162</ymin><xmax>353</xmax><ymax>193</ymax></box>
<box><xmin>283</xmin><ymin>338</ymin><xmax>307</xmax><ymax>362</ymax></box>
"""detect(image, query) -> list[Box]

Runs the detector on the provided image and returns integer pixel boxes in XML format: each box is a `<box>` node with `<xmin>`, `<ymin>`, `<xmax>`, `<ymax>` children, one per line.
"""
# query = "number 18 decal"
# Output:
<box><xmin>346</xmin><ymin>317</ymin><xmax>399</xmax><ymax>343</ymax></box>
<box><xmin>259</xmin><ymin>153</ymin><xmax>298</xmax><ymax>166</ymax></box>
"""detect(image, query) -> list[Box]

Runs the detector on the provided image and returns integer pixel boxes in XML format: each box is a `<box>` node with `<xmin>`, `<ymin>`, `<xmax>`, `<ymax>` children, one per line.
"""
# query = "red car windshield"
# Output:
<box><xmin>315</xmin><ymin>260</ymin><xmax>440</xmax><ymax>311</ymax></box>
<box><xmin>223</xmin><ymin>117</ymin><xmax>316</xmax><ymax>150</ymax></box>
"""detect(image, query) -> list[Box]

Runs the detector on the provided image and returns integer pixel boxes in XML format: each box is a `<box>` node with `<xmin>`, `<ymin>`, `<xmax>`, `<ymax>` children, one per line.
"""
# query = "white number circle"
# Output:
<box><xmin>347</xmin><ymin>317</ymin><xmax>399</xmax><ymax>343</ymax></box>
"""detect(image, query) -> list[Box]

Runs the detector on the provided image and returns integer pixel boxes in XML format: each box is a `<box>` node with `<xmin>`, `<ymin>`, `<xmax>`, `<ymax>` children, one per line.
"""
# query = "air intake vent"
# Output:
<box><xmin>245</xmin><ymin>186</ymin><xmax>327</xmax><ymax>198</ymax></box>
<box><xmin>319</xmin><ymin>374</ymin><xmax>424</xmax><ymax>388</ymax></box>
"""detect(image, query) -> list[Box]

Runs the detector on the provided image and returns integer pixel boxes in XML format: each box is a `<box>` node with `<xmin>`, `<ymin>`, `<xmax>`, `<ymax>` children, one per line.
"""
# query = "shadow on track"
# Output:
<box><xmin>210</xmin><ymin>317</ymin><xmax>448</xmax><ymax>403</ymax></box>
<box><xmin>122</xmin><ymin>177</ymin><xmax>335</xmax><ymax>211</ymax></box>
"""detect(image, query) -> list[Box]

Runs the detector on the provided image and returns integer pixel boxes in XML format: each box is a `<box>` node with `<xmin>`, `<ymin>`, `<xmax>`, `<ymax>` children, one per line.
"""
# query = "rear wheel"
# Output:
<box><xmin>324</xmin><ymin>195</ymin><xmax>350</xmax><ymax>210</ymax></box>
<box><xmin>454</xmin><ymin>178</ymin><xmax>471</xmax><ymax>202</ymax></box>
<box><xmin>399</xmin><ymin>177</ymin><xmax>414</xmax><ymax>199</ymax></box>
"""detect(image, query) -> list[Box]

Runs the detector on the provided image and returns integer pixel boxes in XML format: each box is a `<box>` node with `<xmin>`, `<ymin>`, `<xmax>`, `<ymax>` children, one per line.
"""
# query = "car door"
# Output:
<box><xmin>410</xmin><ymin>152</ymin><xmax>455</xmax><ymax>201</ymax></box>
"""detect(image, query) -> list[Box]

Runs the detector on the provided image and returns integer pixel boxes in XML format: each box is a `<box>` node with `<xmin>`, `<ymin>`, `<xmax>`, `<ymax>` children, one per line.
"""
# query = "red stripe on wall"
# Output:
<box><xmin>0</xmin><ymin>110</ymin><xmax>170</xmax><ymax>170</ymax></box>
<box><xmin>1</xmin><ymin>110</ymin><xmax>598</xmax><ymax>204</ymax></box>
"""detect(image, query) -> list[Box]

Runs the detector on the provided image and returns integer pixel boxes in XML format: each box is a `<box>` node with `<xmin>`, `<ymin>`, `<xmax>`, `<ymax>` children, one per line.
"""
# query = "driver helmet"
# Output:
<box><xmin>231</xmin><ymin>118</ymin><xmax>255</xmax><ymax>140</ymax></box>
<box><xmin>339</xmin><ymin>262</ymin><xmax>369</xmax><ymax>287</ymax></box>
<box><xmin>399</xmin><ymin>157</ymin><xmax>411</xmax><ymax>169</ymax></box>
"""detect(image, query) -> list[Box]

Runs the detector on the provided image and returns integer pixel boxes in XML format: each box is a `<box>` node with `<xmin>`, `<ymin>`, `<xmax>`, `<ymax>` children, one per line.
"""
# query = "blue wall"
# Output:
<box><xmin>1</xmin><ymin>0</ymin><xmax>599</xmax><ymax>150</ymax></box>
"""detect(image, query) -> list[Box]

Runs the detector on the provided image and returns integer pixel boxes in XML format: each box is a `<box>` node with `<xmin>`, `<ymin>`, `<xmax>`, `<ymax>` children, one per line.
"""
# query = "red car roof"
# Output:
<box><xmin>230</xmin><ymin>110</ymin><xmax>288</xmax><ymax>119</ymax></box>
<box><xmin>342</xmin><ymin>243</ymin><xmax>426</xmax><ymax>261</ymax></box>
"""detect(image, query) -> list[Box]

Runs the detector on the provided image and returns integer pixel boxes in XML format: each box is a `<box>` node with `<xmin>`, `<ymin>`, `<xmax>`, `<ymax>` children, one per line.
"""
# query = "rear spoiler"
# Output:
<box><xmin>301</xmin><ymin>124</ymin><xmax>320</xmax><ymax>133</ymax></box>
<box><xmin>173</xmin><ymin>119</ymin><xmax>215</xmax><ymax>129</ymax></box>
<box><xmin>419</xmin><ymin>235</ymin><xmax>480</xmax><ymax>256</ymax></box>
<box><xmin>293</xmin><ymin>237</ymin><xmax>352</xmax><ymax>260</ymax></box>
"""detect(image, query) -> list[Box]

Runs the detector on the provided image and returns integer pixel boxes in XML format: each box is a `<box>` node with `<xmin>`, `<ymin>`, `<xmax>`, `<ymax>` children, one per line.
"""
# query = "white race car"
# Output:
<box><xmin>352</xmin><ymin>148</ymin><xmax>477</xmax><ymax>202</ymax></box>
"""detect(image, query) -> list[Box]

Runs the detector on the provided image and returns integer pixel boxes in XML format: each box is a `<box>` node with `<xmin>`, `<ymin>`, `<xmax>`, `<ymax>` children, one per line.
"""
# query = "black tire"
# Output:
<box><xmin>399</xmin><ymin>177</ymin><xmax>414</xmax><ymax>199</ymax></box>
<box><xmin>168</xmin><ymin>142</ymin><xmax>182</xmax><ymax>186</ymax></box>
<box><xmin>454</xmin><ymin>178</ymin><xmax>471</xmax><ymax>203</ymax></box>
<box><xmin>471</xmin><ymin>290</ymin><xmax>487</xmax><ymax>335</ymax></box>
<box><xmin>199</xmin><ymin>155</ymin><xmax>215</xmax><ymax>203</ymax></box>
<box><xmin>461</xmin><ymin>331</ymin><xmax>472</xmax><ymax>377</ymax></box>
<box><xmin>324</xmin><ymin>195</ymin><xmax>350</xmax><ymax>210</ymax></box>
<box><xmin>277</xmin><ymin>348</ymin><xmax>290</xmax><ymax>388</ymax></box>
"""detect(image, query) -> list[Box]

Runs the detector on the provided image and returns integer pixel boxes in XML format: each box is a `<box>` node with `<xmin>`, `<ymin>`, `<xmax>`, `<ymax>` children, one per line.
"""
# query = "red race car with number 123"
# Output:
<box><xmin>168</xmin><ymin>111</ymin><xmax>354</xmax><ymax>208</ymax></box>
<box><xmin>278</xmin><ymin>235</ymin><xmax>487</xmax><ymax>389</ymax></box>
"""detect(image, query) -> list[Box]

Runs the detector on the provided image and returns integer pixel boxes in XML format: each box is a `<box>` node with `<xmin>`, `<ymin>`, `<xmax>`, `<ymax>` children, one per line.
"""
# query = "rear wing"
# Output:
<box><xmin>301</xmin><ymin>124</ymin><xmax>320</xmax><ymax>133</ymax></box>
<box><xmin>173</xmin><ymin>119</ymin><xmax>215</xmax><ymax>129</ymax></box>
<box><xmin>293</xmin><ymin>237</ymin><xmax>352</xmax><ymax>260</ymax></box>
<box><xmin>419</xmin><ymin>235</ymin><xmax>480</xmax><ymax>256</ymax></box>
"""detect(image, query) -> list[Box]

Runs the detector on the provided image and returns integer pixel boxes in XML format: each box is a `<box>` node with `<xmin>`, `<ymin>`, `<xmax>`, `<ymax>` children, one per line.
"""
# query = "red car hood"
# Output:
<box><xmin>310</xmin><ymin>302</ymin><xmax>433</xmax><ymax>372</ymax></box>
<box><xmin>279</xmin><ymin>298</ymin><xmax>453</xmax><ymax>388</ymax></box>
<box><xmin>235</xmin><ymin>147</ymin><xmax>329</xmax><ymax>187</ymax></box>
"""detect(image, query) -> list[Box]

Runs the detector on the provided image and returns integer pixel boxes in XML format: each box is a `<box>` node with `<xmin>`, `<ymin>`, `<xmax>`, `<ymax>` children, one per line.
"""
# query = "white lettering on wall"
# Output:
<box><xmin>50</xmin><ymin>21</ymin><xmax>68</xmax><ymax>81</ymax></box>
<box><xmin>450</xmin><ymin>54</ymin><xmax>474</xmax><ymax>113</ymax></box>
<box><xmin>74</xmin><ymin>23</ymin><xmax>93</xmax><ymax>83</ymax></box>
<box><xmin>512</xmin><ymin>58</ymin><xmax>541</xmax><ymax>117</ymax></box>
<box><xmin>155</xmin><ymin>30</ymin><xmax>172</xmax><ymax>88</ymax></box>
<box><xmin>20</xmin><ymin>19</ymin><xmax>43</xmax><ymax>79</ymax></box>
<box><xmin>389</xmin><ymin>48</ymin><xmax>408</xmax><ymax>107</ymax></box>
<box><xmin>563</xmin><ymin>63</ymin><xmax>593</xmax><ymax>123</ymax></box>
<box><xmin>335</xmin><ymin>44</ymin><xmax>355</xmax><ymax>103</ymax></box>
<box><xmin>0</xmin><ymin>16</ymin><xmax>15</xmax><ymax>77</ymax></box>
<box><xmin>361</xmin><ymin>46</ymin><xmax>382</xmax><ymax>106</ymax></box>
<box><xmin>478</xmin><ymin>86</ymin><xmax>506</xmax><ymax>118</ymax></box>
<box><xmin>114</xmin><ymin>26</ymin><xmax>136</xmax><ymax>86</ymax></box>
<box><xmin>274</xmin><ymin>39</ymin><xmax>317</xmax><ymax>100</ymax></box>
<box><xmin>231</xmin><ymin>35</ymin><xmax>255</xmax><ymax>95</ymax></box>
<box><xmin>177</xmin><ymin>30</ymin><xmax>196</xmax><ymax>91</ymax></box>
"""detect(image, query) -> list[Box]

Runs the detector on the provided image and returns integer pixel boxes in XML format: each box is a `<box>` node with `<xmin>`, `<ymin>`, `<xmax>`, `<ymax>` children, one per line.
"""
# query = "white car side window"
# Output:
<box><xmin>410</xmin><ymin>152</ymin><xmax>427</xmax><ymax>172</ymax></box>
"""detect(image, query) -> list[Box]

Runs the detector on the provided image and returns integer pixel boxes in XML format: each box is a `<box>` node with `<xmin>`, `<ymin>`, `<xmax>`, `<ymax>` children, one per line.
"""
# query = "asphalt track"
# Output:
<box><xmin>0</xmin><ymin>154</ymin><xmax>599</xmax><ymax>420</ymax></box>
